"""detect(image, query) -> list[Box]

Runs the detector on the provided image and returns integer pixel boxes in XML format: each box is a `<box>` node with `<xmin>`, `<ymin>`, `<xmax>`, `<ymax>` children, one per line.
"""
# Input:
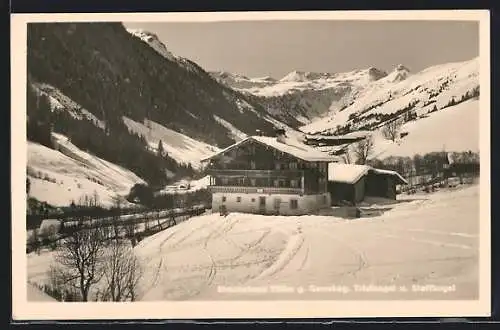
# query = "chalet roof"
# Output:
<box><xmin>328</xmin><ymin>163</ymin><xmax>408</xmax><ymax>185</ymax></box>
<box><xmin>306</xmin><ymin>131</ymin><xmax>372</xmax><ymax>141</ymax></box>
<box><xmin>201</xmin><ymin>135</ymin><xmax>341</xmax><ymax>163</ymax></box>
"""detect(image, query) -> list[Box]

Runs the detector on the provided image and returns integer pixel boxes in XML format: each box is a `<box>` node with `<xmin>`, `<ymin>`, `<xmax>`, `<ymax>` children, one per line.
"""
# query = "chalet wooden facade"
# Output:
<box><xmin>202</xmin><ymin>131</ymin><xmax>341</xmax><ymax>215</ymax></box>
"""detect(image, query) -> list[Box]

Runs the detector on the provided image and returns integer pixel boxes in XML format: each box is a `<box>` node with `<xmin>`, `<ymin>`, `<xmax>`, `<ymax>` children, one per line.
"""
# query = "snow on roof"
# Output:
<box><xmin>328</xmin><ymin>163</ymin><xmax>371</xmax><ymax>183</ymax></box>
<box><xmin>328</xmin><ymin>163</ymin><xmax>408</xmax><ymax>185</ymax></box>
<box><xmin>202</xmin><ymin>135</ymin><xmax>341</xmax><ymax>162</ymax></box>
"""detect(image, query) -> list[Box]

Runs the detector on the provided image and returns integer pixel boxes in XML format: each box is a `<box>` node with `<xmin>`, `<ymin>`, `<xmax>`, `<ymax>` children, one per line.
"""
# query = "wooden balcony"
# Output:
<box><xmin>208</xmin><ymin>186</ymin><xmax>303</xmax><ymax>195</ymax></box>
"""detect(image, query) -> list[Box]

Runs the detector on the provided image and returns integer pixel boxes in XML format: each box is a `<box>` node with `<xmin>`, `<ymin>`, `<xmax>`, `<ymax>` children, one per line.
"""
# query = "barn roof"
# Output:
<box><xmin>201</xmin><ymin>135</ymin><xmax>341</xmax><ymax>163</ymax></box>
<box><xmin>328</xmin><ymin>163</ymin><xmax>408</xmax><ymax>185</ymax></box>
<box><xmin>328</xmin><ymin>164</ymin><xmax>371</xmax><ymax>184</ymax></box>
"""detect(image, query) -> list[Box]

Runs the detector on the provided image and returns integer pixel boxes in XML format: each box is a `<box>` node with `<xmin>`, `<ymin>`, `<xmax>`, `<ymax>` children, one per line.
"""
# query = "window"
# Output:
<box><xmin>290</xmin><ymin>199</ymin><xmax>298</xmax><ymax>210</ymax></box>
<box><xmin>251</xmin><ymin>198</ymin><xmax>256</xmax><ymax>202</ymax></box>
<box><xmin>236</xmin><ymin>196</ymin><xmax>242</xmax><ymax>203</ymax></box>
<box><xmin>222</xmin><ymin>196</ymin><xmax>227</xmax><ymax>202</ymax></box>
<box><xmin>289</xmin><ymin>162</ymin><xmax>298</xmax><ymax>170</ymax></box>
<box><xmin>250</xmin><ymin>160</ymin><xmax>256</xmax><ymax>169</ymax></box>
<box><xmin>274</xmin><ymin>198</ymin><xmax>281</xmax><ymax>210</ymax></box>
<box><xmin>275</xmin><ymin>163</ymin><xmax>281</xmax><ymax>170</ymax></box>
<box><xmin>290</xmin><ymin>179</ymin><xmax>299</xmax><ymax>188</ymax></box>
<box><xmin>250</xmin><ymin>179</ymin><xmax>256</xmax><ymax>186</ymax></box>
<box><xmin>238</xmin><ymin>177</ymin><xmax>245</xmax><ymax>185</ymax></box>
<box><xmin>319</xmin><ymin>163</ymin><xmax>326</xmax><ymax>173</ymax></box>
<box><xmin>221</xmin><ymin>177</ymin><xmax>229</xmax><ymax>185</ymax></box>
<box><xmin>273</xmin><ymin>180</ymin><xmax>279</xmax><ymax>187</ymax></box>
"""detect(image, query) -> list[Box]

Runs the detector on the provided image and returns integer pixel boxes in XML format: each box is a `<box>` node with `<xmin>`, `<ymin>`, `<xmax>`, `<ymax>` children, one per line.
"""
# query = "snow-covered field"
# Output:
<box><xmin>27</xmin><ymin>184</ymin><xmax>479</xmax><ymax>301</ymax></box>
<box><xmin>122</xmin><ymin>116</ymin><xmax>219</xmax><ymax>169</ymax></box>
<box><xmin>27</xmin><ymin>133</ymin><xmax>145</xmax><ymax>207</ymax></box>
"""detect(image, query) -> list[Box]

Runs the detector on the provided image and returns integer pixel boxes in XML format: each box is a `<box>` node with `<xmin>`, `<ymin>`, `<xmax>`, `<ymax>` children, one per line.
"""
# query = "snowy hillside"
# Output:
<box><xmin>122</xmin><ymin>116</ymin><xmax>220</xmax><ymax>169</ymax></box>
<box><xmin>27</xmin><ymin>133</ymin><xmax>145</xmax><ymax>207</ymax></box>
<box><xmin>28</xmin><ymin>184</ymin><xmax>479</xmax><ymax>301</ymax></box>
<box><xmin>371</xmin><ymin>99</ymin><xmax>480</xmax><ymax>159</ymax></box>
<box><xmin>32</xmin><ymin>82</ymin><xmax>105</xmax><ymax>130</ymax></box>
<box><xmin>302</xmin><ymin>57</ymin><xmax>479</xmax><ymax>135</ymax></box>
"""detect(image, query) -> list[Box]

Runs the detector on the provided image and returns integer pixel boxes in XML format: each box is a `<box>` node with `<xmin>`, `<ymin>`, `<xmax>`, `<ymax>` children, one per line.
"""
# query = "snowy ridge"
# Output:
<box><xmin>122</xmin><ymin>116</ymin><xmax>220</xmax><ymax>169</ymax></box>
<box><xmin>210</xmin><ymin>71</ymin><xmax>277</xmax><ymax>90</ymax></box>
<box><xmin>239</xmin><ymin>66</ymin><xmax>387</xmax><ymax>98</ymax></box>
<box><xmin>212</xmin><ymin>66</ymin><xmax>391</xmax><ymax>125</ymax></box>
<box><xmin>28</xmin><ymin>133</ymin><xmax>145</xmax><ymax>207</ymax></box>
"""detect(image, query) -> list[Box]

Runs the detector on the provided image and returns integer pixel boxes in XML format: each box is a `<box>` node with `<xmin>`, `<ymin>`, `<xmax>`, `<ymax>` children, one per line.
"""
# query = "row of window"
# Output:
<box><xmin>218</xmin><ymin>158</ymin><xmax>328</xmax><ymax>172</ymax></box>
<box><xmin>218</xmin><ymin>177</ymin><xmax>301</xmax><ymax>188</ymax></box>
<box><xmin>221</xmin><ymin>196</ymin><xmax>300</xmax><ymax>210</ymax></box>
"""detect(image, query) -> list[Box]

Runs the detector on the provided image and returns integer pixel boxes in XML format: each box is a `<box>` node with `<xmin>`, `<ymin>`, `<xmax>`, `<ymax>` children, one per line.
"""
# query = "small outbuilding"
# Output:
<box><xmin>328</xmin><ymin>163</ymin><xmax>408</xmax><ymax>205</ymax></box>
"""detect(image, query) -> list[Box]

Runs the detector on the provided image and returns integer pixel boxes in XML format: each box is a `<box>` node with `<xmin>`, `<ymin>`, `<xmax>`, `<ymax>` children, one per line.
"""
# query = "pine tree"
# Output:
<box><xmin>26</xmin><ymin>178</ymin><xmax>31</xmax><ymax>196</ymax></box>
<box><xmin>157</xmin><ymin>140</ymin><xmax>164</xmax><ymax>157</ymax></box>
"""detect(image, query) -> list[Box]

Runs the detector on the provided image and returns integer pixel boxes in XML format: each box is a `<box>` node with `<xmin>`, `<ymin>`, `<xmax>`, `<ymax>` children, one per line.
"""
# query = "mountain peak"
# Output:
<box><xmin>384</xmin><ymin>64</ymin><xmax>410</xmax><ymax>82</ymax></box>
<box><xmin>394</xmin><ymin>64</ymin><xmax>410</xmax><ymax>73</ymax></box>
<box><xmin>366</xmin><ymin>67</ymin><xmax>388</xmax><ymax>81</ymax></box>
<box><xmin>126</xmin><ymin>28</ymin><xmax>178</xmax><ymax>62</ymax></box>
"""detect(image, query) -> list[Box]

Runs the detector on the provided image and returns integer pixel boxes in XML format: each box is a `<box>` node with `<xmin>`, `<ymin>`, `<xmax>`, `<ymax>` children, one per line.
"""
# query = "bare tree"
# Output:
<box><xmin>51</xmin><ymin>194</ymin><xmax>107</xmax><ymax>301</ymax></box>
<box><xmin>53</xmin><ymin>224</ymin><xmax>107</xmax><ymax>301</ymax></box>
<box><xmin>341</xmin><ymin>146</ymin><xmax>353</xmax><ymax>164</ymax></box>
<box><xmin>101</xmin><ymin>240</ymin><xmax>144</xmax><ymax>301</ymax></box>
<box><xmin>351</xmin><ymin>136</ymin><xmax>375</xmax><ymax>165</ymax></box>
<box><xmin>110</xmin><ymin>196</ymin><xmax>123</xmax><ymax>239</ymax></box>
<box><xmin>382</xmin><ymin>119</ymin><xmax>403</xmax><ymax>142</ymax></box>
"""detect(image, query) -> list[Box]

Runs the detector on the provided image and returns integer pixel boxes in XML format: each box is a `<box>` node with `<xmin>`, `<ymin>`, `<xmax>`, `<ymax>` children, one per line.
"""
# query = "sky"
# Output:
<box><xmin>123</xmin><ymin>20</ymin><xmax>479</xmax><ymax>79</ymax></box>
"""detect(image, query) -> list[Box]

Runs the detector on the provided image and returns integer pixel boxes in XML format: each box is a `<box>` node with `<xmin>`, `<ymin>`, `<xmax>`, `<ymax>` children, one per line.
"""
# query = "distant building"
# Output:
<box><xmin>202</xmin><ymin>129</ymin><xmax>341</xmax><ymax>215</ymax></box>
<box><xmin>328</xmin><ymin>163</ymin><xmax>408</xmax><ymax>205</ymax></box>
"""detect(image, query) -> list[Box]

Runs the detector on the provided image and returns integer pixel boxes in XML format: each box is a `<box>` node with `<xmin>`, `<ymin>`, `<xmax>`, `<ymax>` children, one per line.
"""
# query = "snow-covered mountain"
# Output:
<box><xmin>126</xmin><ymin>29</ymin><xmax>178</xmax><ymax>62</ymax></box>
<box><xmin>26</xmin><ymin>22</ymin><xmax>297</xmax><ymax>208</ymax></box>
<box><xmin>125</xmin><ymin>28</ymin><xmax>205</xmax><ymax>74</ymax></box>
<box><xmin>211</xmin><ymin>66</ymin><xmax>390</xmax><ymax>125</ymax></box>
<box><xmin>212</xmin><ymin>58</ymin><xmax>478</xmax><ymax>137</ymax></box>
